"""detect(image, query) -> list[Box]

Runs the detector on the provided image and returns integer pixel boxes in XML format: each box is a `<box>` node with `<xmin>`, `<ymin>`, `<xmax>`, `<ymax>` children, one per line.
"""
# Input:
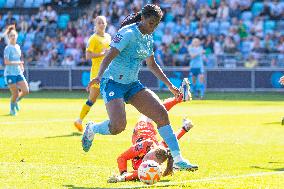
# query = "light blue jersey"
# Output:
<box><xmin>4</xmin><ymin>44</ymin><xmax>22</xmax><ymax>76</ymax></box>
<box><xmin>103</xmin><ymin>23</ymin><xmax>154</xmax><ymax>84</ymax></box>
<box><xmin>188</xmin><ymin>46</ymin><xmax>204</xmax><ymax>68</ymax></box>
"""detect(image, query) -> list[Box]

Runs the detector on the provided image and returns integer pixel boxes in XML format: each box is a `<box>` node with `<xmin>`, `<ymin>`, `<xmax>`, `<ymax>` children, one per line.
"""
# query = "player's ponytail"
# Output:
<box><xmin>155</xmin><ymin>148</ymin><xmax>174</xmax><ymax>177</ymax></box>
<box><xmin>120</xmin><ymin>12</ymin><xmax>142</xmax><ymax>29</ymax></box>
<box><xmin>120</xmin><ymin>4</ymin><xmax>163</xmax><ymax>29</ymax></box>
<box><xmin>162</xmin><ymin>150</ymin><xmax>174</xmax><ymax>177</ymax></box>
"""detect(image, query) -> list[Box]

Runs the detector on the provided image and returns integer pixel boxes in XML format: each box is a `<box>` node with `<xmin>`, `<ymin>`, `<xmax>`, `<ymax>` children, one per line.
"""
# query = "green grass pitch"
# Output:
<box><xmin>0</xmin><ymin>91</ymin><xmax>283</xmax><ymax>188</ymax></box>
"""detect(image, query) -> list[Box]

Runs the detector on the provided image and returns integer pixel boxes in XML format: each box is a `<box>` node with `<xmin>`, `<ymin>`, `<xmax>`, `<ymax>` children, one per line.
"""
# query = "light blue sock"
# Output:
<box><xmin>92</xmin><ymin>120</ymin><xmax>111</xmax><ymax>135</ymax></box>
<box><xmin>10</xmin><ymin>102</ymin><xmax>16</xmax><ymax>109</ymax></box>
<box><xmin>158</xmin><ymin>125</ymin><xmax>181</xmax><ymax>157</ymax></box>
<box><xmin>199</xmin><ymin>83</ymin><xmax>205</xmax><ymax>97</ymax></box>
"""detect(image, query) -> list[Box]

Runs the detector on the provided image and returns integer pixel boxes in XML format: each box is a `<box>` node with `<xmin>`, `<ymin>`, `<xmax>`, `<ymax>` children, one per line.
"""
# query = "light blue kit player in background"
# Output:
<box><xmin>4</xmin><ymin>26</ymin><xmax>29</xmax><ymax>116</ymax></box>
<box><xmin>82</xmin><ymin>4</ymin><xmax>198</xmax><ymax>171</ymax></box>
<box><xmin>188</xmin><ymin>38</ymin><xmax>205</xmax><ymax>99</ymax></box>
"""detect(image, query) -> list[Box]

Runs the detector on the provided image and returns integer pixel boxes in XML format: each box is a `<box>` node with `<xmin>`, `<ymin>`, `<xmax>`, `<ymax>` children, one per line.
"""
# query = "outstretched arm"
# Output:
<box><xmin>146</xmin><ymin>55</ymin><xmax>180</xmax><ymax>98</ymax></box>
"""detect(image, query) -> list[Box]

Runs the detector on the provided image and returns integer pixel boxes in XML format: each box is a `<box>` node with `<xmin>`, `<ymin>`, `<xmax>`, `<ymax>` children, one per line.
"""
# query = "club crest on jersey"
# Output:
<box><xmin>113</xmin><ymin>33</ymin><xmax>123</xmax><ymax>43</ymax></box>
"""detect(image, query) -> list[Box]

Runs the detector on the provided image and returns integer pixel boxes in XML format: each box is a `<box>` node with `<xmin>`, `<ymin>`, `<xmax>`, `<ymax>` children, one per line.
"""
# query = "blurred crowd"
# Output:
<box><xmin>0</xmin><ymin>0</ymin><xmax>284</xmax><ymax>68</ymax></box>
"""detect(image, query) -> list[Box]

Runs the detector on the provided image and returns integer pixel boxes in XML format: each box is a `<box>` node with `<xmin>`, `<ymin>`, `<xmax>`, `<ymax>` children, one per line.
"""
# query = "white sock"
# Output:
<box><xmin>173</xmin><ymin>155</ymin><xmax>183</xmax><ymax>163</ymax></box>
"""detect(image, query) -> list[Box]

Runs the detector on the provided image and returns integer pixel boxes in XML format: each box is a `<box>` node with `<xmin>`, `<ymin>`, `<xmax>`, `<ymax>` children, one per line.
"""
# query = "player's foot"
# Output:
<box><xmin>15</xmin><ymin>102</ymin><xmax>20</xmax><ymax>112</ymax></box>
<box><xmin>182</xmin><ymin>118</ymin><xmax>194</xmax><ymax>132</ymax></box>
<box><xmin>10</xmin><ymin>108</ymin><xmax>16</xmax><ymax>116</ymax></box>
<box><xmin>82</xmin><ymin>121</ymin><xmax>95</xmax><ymax>152</ymax></box>
<box><xmin>10</xmin><ymin>103</ymin><xmax>17</xmax><ymax>116</ymax></box>
<box><xmin>174</xmin><ymin>159</ymin><xmax>198</xmax><ymax>171</ymax></box>
<box><xmin>74</xmin><ymin>119</ymin><xmax>83</xmax><ymax>132</ymax></box>
<box><xmin>180</xmin><ymin>78</ymin><xmax>192</xmax><ymax>101</ymax></box>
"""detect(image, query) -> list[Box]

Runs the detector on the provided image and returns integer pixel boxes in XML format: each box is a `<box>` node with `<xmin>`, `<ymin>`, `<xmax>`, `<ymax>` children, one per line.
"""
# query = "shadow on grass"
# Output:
<box><xmin>268</xmin><ymin>161</ymin><xmax>284</xmax><ymax>164</ymax></box>
<box><xmin>63</xmin><ymin>180</ymin><xmax>190</xmax><ymax>189</ymax></box>
<box><xmin>63</xmin><ymin>184</ymin><xmax>185</xmax><ymax>189</ymax></box>
<box><xmin>45</xmin><ymin>132</ymin><xmax>82</xmax><ymax>139</ymax></box>
<box><xmin>0</xmin><ymin>114</ymin><xmax>12</xmax><ymax>117</ymax></box>
<box><xmin>251</xmin><ymin>165</ymin><xmax>284</xmax><ymax>172</ymax></box>
<box><xmin>262</xmin><ymin>122</ymin><xmax>282</xmax><ymax>125</ymax></box>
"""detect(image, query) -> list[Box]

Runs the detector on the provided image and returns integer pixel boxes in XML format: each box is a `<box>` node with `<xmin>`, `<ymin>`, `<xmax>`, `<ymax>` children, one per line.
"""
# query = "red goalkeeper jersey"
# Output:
<box><xmin>131</xmin><ymin>115</ymin><xmax>158</xmax><ymax>145</ymax></box>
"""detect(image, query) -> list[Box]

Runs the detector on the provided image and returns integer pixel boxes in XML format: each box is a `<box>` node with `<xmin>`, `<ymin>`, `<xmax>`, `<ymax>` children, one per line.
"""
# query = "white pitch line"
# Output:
<box><xmin>121</xmin><ymin>171</ymin><xmax>284</xmax><ymax>188</ymax></box>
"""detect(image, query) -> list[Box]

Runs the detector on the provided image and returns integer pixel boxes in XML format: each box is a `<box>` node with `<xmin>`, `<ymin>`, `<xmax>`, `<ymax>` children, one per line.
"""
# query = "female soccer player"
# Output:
<box><xmin>82</xmin><ymin>4</ymin><xmax>198</xmax><ymax>171</ymax></box>
<box><xmin>188</xmin><ymin>38</ymin><xmax>205</xmax><ymax>99</ymax></box>
<box><xmin>74</xmin><ymin>16</ymin><xmax>111</xmax><ymax>132</ymax></box>
<box><xmin>4</xmin><ymin>25</ymin><xmax>29</xmax><ymax>116</ymax></box>
<box><xmin>107</xmin><ymin>94</ymin><xmax>196</xmax><ymax>183</ymax></box>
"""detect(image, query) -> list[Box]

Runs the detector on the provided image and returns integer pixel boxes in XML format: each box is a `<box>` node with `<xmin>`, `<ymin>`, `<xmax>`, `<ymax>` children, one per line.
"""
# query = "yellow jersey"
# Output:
<box><xmin>86</xmin><ymin>33</ymin><xmax>111</xmax><ymax>81</ymax></box>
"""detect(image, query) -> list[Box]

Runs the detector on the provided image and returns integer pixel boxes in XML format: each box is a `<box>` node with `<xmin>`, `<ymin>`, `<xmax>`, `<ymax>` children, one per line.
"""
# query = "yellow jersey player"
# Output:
<box><xmin>74</xmin><ymin>16</ymin><xmax>111</xmax><ymax>131</ymax></box>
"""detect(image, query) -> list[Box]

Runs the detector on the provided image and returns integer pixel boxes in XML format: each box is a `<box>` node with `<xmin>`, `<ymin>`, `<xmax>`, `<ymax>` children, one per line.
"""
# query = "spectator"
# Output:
<box><xmin>223</xmin><ymin>36</ymin><xmax>237</xmax><ymax>54</ymax></box>
<box><xmin>207</xmin><ymin>0</ymin><xmax>218</xmax><ymax>18</ymax></box>
<box><xmin>244</xmin><ymin>55</ymin><xmax>258</xmax><ymax>68</ymax></box>
<box><xmin>44</xmin><ymin>6</ymin><xmax>58</xmax><ymax>23</ymax></box>
<box><xmin>4</xmin><ymin>12</ymin><xmax>16</xmax><ymax>26</ymax></box>
<box><xmin>217</xmin><ymin>1</ymin><xmax>229</xmax><ymax>20</ymax></box>
<box><xmin>35</xmin><ymin>5</ymin><xmax>46</xmax><ymax>22</ymax></box>
<box><xmin>62</xmin><ymin>54</ymin><xmax>76</xmax><ymax>67</ymax></box>
<box><xmin>162</xmin><ymin>28</ymin><xmax>173</xmax><ymax>46</ymax></box>
<box><xmin>64</xmin><ymin>22</ymin><xmax>77</xmax><ymax>37</ymax></box>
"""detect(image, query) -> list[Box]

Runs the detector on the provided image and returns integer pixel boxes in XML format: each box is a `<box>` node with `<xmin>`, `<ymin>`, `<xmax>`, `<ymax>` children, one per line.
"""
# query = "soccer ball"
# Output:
<box><xmin>138</xmin><ymin>160</ymin><xmax>162</xmax><ymax>185</ymax></box>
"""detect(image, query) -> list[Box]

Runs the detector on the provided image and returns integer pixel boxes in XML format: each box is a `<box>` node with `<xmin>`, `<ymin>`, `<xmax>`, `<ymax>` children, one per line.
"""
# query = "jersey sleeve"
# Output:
<box><xmin>4</xmin><ymin>46</ymin><xmax>10</xmax><ymax>60</ymax></box>
<box><xmin>110</xmin><ymin>30</ymin><xmax>133</xmax><ymax>52</ymax></box>
<box><xmin>117</xmin><ymin>140</ymin><xmax>154</xmax><ymax>174</ymax></box>
<box><xmin>86</xmin><ymin>36</ymin><xmax>97</xmax><ymax>52</ymax></box>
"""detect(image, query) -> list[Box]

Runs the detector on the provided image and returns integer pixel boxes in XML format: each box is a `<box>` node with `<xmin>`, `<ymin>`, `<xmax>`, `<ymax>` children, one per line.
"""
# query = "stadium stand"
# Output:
<box><xmin>0</xmin><ymin>0</ymin><xmax>284</xmax><ymax>68</ymax></box>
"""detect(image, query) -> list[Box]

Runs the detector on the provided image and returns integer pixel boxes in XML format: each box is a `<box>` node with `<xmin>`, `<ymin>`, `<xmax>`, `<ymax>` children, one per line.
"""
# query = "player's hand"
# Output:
<box><xmin>86</xmin><ymin>76</ymin><xmax>101</xmax><ymax>92</ymax></box>
<box><xmin>168</xmin><ymin>84</ymin><xmax>181</xmax><ymax>99</ymax></box>
<box><xmin>279</xmin><ymin>76</ymin><xmax>284</xmax><ymax>85</ymax></box>
<box><xmin>107</xmin><ymin>173</ymin><xmax>127</xmax><ymax>183</ymax></box>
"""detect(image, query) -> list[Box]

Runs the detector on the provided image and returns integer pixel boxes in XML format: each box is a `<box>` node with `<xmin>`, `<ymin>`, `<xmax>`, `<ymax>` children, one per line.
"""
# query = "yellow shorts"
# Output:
<box><xmin>90</xmin><ymin>67</ymin><xmax>100</xmax><ymax>89</ymax></box>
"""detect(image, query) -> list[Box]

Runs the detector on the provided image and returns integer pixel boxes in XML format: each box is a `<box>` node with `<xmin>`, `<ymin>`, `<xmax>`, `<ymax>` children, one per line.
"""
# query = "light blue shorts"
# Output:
<box><xmin>4</xmin><ymin>75</ymin><xmax>26</xmax><ymax>85</ymax></box>
<box><xmin>100</xmin><ymin>78</ymin><xmax>145</xmax><ymax>104</ymax></box>
<box><xmin>190</xmin><ymin>68</ymin><xmax>204</xmax><ymax>77</ymax></box>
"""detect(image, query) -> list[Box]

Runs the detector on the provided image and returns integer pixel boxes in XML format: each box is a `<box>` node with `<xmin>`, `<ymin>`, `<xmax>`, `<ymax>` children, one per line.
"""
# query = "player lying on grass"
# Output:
<box><xmin>107</xmin><ymin>88</ymin><xmax>196</xmax><ymax>183</ymax></box>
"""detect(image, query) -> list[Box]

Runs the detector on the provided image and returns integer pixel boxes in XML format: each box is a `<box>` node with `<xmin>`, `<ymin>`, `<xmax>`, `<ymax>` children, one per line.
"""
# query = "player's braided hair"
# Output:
<box><xmin>155</xmin><ymin>148</ymin><xmax>174</xmax><ymax>177</ymax></box>
<box><xmin>120</xmin><ymin>4</ymin><xmax>163</xmax><ymax>29</ymax></box>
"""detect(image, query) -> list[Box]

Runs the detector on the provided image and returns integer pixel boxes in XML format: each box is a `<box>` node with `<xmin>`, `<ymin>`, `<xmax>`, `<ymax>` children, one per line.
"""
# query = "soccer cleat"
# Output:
<box><xmin>10</xmin><ymin>103</ymin><xmax>17</xmax><ymax>116</ymax></box>
<box><xmin>10</xmin><ymin>108</ymin><xmax>17</xmax><ymax>116</ymax></box>
<box><xmin>173</xmin><ymin>159</ymin><xmax>198</xmax><ymax>172</ymax></box>
<box><xmin>74</xmin><ymin>119</ymin><xmax>83</xmax><ymax>132</ymax></box>
<box><xmin>182</xmin><ymin>118</ymin><xmax>194</xmax><ymax>132</ymax></box>
<box><xmin>180</xmin><ymin>78</ymin><xmax>192</xmax><ymax>101</ymax></box>
<box><xmin>81</xmin><ymin>122</ymin><xmax>95</xmax><ymax>152</ymax></box>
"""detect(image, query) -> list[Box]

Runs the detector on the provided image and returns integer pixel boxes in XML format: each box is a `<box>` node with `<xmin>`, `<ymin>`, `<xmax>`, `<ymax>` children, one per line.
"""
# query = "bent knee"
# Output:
<box><xmin>154</xmin><ymin>109</ymin><xmax>170</xmax><ymax>126</ymax></box>
<box><xmin>109</xmin><ymin>119</ymin><xmax>127</xmax><ymax>135</ymax></box>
